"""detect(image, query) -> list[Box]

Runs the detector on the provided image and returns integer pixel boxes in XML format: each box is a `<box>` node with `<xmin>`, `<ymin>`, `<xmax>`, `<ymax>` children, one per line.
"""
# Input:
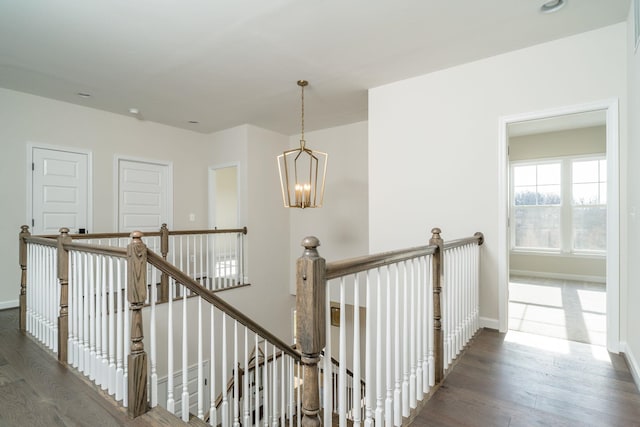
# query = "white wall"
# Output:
<box><xmin>0</xmin><ymin>88</ymin><xmax>211</xmax><ymax>307</ymax></box>
<box><xmin>369</xmin><ymin>24</ymin><xmax>627</xmax><ymax>327</ymax></box>
<box><xmin>625</xmin><ymin>2</ymin><xmax>640</xmax><ymax>387</ymax></box>
<box><xmin>205</xmin><ymin>125</ymin><xmax>294</xmax><ymax>341</ymax></box>
<box><xmin>288</xmin><ymin>121</ymin><xmax>369</xmax><ymax>292</ymax></box>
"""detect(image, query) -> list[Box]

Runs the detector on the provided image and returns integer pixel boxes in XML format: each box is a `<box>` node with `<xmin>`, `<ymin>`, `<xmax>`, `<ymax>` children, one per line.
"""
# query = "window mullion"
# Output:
<box><xmin>562</xmin><ymin>158</ymin><xmax>572</xmax><ymax>254</ymax></box>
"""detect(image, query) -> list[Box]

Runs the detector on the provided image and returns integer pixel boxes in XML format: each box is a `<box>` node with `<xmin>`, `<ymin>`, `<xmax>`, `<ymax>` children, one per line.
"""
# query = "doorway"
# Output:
<box><xmin>498</xmin><ymin>99</ymin><xmax>620</xmax><ymax>352</ymax></box>
<box><xmin>208</xmin><ymin>164</ymin><xmax>239</xmax><ymax>229</ymax></box>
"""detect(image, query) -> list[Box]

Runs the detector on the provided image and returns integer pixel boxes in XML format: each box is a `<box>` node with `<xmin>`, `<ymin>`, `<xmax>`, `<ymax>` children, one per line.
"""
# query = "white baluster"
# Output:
<box><xmin>271</xmin><ymin>344</ymin><xmax>278</xmax><ymax>427</ymax></box>
<box><xmin>254</xmin><ymin>333</ymin><xmax>260</xmax><ymax>427</ymax></box>
<box><xmin>394</xmin><ymin>265</ymin><xmax>402</xmax><ymax>426</ymax></box>
<box><xmin>197</xmin><ymin>296</ymin><xmax>203</xmax><ymax>419</ymax></box>
<box><xmin>375</xmin><ymin>268</ymin><xmax>384</xmax><ymax>426</ymax></box>
<box><xmin>262</xmin><ymin>340</ymin><xmax>268</xmax><ymax>427</ymax></box>
<box><xmin>324</xmin><ymin>279</ymin><xmax>333</xmax><ymax>426</ymax></box>
<box><xmin>108</xmin><ymin>257</ymin><xmax>116</xmax><ymax>395</ymax></box>
<box><xmin>415</xmin><ymin>257</ymin><xmax>424</xmax><ymax>401</ymax></box>
<box><xmin>89</xmin><ymin>254</ymin><xmax>97</xmax><ymax>381</ymax></box>
<box><xmin>352</xmin><ymin>275</ymin><xmax>362</xmax><ymax>427</ymax></box>
<box><xmin>182</xmin><ymin>281</ymin><xmax>189</xmax><ymax>422</ymax></box>
<box><xmin>339</xmin><ymin>277</ymin><xmax>347</xmax><ymax>427</ymax></box>
<box><xmin>123</xmin><ymin>257</ymin><xmax>130</xmax><ymax>408</ymax></box>
<box><xmin>150</xmin><ymin>265</ymin><xmax>158</xmax><ymax>407</ymax></box>
<box><xmin>364</xmin><ymin>271</ymin><xmax>373</xmax><ymax>427</ymax></box>
<box><xmin>101</xmin><ymin>256</ymin><xmax>108</xmax><ymax>389</ymax></box>
<box><xmin>209</xmin><ymin>305</ymin><xmax>217</xmax><ymax>426</ymax></box>
<box><xmin>233</xmin><ymin>320</ymin><xmax>240</xmax><ymax>427</ymax></box>
<box><xmin>116</xmin><ymin>258</ymin><xmax>124</xmax><ymax>402</ymax></box>
<box><xmin>409</xmin><ymin>259</ymin><xmax>417</xmax><ymax>410</ymax></box>
<box><xmin>68</xmin><ymin>251</ymin><xmax>76</xmax><ymax>367</ymax></box>
<box><xmin>82</xmin><ymin>252</ymin><xmax>89</xmax><ymax>373</ymax></box>
<box><xmin>221</xmin><ymin>314</ymin><xmax>229</xmax><ymax>427</ymax></box>
<box><xmin>402</xmin><ymin>262</ymin><xmax>409</xmax><ymax>418</ymax></box>
<box><xmin>385</xmin><ymin>266</ymin><xmax>393</xmax><ymax>427</ymax></box>
<box><xmin>243</xmin><ymin>328</ymin><xmax>250</xmax><ymax>426</ymax></box>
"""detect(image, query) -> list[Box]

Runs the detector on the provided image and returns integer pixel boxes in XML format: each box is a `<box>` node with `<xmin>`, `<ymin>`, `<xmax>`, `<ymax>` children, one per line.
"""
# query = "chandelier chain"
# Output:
<box><xmin>300</xmin><ymin>83</ymin><xmax>305</xmax><ymax>143</ymax></box>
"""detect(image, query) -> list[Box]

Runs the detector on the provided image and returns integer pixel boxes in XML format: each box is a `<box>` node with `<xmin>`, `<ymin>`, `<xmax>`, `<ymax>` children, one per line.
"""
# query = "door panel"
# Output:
<box><xmin>118</xmin><ymin>159</ymin><xmax>170</xmax><ymax>232</ymax></box>
<box><xmin>32</xmin><ymin>148</ymin><xmax>89</xmax><ymax>235</ymax></box>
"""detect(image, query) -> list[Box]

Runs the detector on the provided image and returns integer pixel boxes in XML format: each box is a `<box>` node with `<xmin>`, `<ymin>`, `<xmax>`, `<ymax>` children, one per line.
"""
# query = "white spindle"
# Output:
<box><xmin>339</xmin><ymin>277</ymin><xmax>347</xmax><ymax>427</ymax></box>
<box><xmin>416</xmin><ymin>257</ymin><xmax>424</xmax><ymax>401</ymax></box>
<box><xmin>409</xmin><ymin>259</ymin><xmax>417</xmax><ymax>410</ymax></box>
<box><xmin>98</xmin><ymin>256</ymin><xmax>109</xmax><ymax>390</ymax></box>
<box><xmin>150</xmin><ymin>265</ymin><xmax>158</xmax><ymax>407</ymax></box>
<box><xmin>272</xmin><ymin>344</ymin><xmax>278</xmax><ymax>427</ymax></box>
<box><xmin>233</xmin><ymin>320</ymin><xmax>240</xmax><ymax>427</ymax></box>
<box><xmin>89</xmin><ymin>254</ymin><xmax>97</xmax><ymax>381</ymax></box>
<box><xmin>108</xmin><ymin>257</ymin><xmax>116</xmax><ymax>395</ymax></box>
<box><xmin>375</xmin><ymin>267</ymin><xmax>384</xmax><ymax>426</ymax></box>
<box><xmin>182</xmin><ymin>280</ymin><xmax>189</xmax><ymax>422</ymax></box>
<box><xmin>69</xmin><ymin>251</ymin><xmax>77</xmax><ymax>367</ymax></box>
<box><xmin>254</xmin><ymin>333</ymin><xmax>260</xmax><ymax>427</ymax></box>
<box><xmin>364</xmin><ymin>270</ymin><xmax>373</xmax><ymax>427</ymax></box>
<box><xmin>262</xmin><ymin>340</ymin><xmax>268</xmax><ymax>427</ymax></box>
<box><xmin>123</xmin><ymin>255</ymin><xmax>130</xmax><ymax>409</ymax></box>
<box><xmin>116</xmin><ymin>257</ymin><xmax>124</xmax><ymax>402</ymax></box>
<box><xmin>393</xmin><ymin>264</ymin><xmax>401</xmax><ymax>427</ymax></box>
<box><xmin>243</xmin><ymin>328</ymin><xmax>250</xmax><ymax>426</ymax></box>
<box><xmin>221</xmin><ymin>313</ymin><xmax>229</xmax><ymax>427</ymax></box>
<box><xmin>353</xmin><ymin>274</ymin><xmax>362</xmax><ymax>427</ymax></box>
<box><xmin>324</xmin><ymin>278</ymin><xmax>333</xmax><ymax>426</ymax></box>
<box><xmin>209</xmin><ymin>305</ymin><xmax>217</xmax><ymax>426</ymax></box>
<box><xmin>402</xmin><ymin>261</ymin><xmax>410</xmax><ymax>418</ymax></box>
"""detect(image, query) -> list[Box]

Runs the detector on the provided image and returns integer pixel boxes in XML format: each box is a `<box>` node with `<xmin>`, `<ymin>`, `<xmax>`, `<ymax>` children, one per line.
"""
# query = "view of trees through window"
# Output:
<box><xmin>512</xmin><ymin>157</ymin><xmax>606</xmax><ymax>253</ymax></box>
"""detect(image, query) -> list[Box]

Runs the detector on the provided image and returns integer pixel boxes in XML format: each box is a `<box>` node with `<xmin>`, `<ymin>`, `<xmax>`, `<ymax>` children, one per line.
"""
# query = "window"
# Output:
<box><xmin>511</xmin><ymin>156</ymin><xmax>606</xmax><ymax>255</ymax></box>
<box><xmin>572</xmin><ymin>159</ymin><xmax>606</xmax><ymax>251</ymax></box>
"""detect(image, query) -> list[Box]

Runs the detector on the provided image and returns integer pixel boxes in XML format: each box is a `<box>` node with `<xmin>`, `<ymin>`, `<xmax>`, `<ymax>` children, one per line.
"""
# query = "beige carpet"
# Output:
<box><xmin>508</xmin><ymin>275</ymin><xmax>606</xmax><ymax>346</ymax></box>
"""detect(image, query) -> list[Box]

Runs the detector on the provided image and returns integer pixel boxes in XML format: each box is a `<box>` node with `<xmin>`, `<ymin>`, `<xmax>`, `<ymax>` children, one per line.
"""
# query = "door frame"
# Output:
<box><xmin>498</xmin><ymin>98</ymin><xmax>620</xmax><ymax>352</ymax></box>
<box><xmin>207</xmin><ymin>162</ymin><xmax>241</xmax><ymax>229</ymax></box>
<box><xmin>27</xmin><ymin>143</ymin><xmax>93</xmax><ymax>235</ymax></box>
<box><xmin>114</xmin><ymin>155</ymin><xmax>173</xmax><ymax>231</ymax></box>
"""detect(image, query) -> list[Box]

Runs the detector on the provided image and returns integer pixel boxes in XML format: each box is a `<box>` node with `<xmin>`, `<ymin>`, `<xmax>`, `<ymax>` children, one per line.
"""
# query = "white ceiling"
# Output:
<box><xmin>0</xmin><ymin>0</ymin><xmax>630</xmax><ymax>135</ymax></box>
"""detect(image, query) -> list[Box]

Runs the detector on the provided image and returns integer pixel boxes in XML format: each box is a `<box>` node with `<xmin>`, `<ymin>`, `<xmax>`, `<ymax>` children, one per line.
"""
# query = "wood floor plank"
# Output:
<box><xmin>413</xmin><ymin>329</ymin><xmax>640</xmax><ymax>427</ymax></box>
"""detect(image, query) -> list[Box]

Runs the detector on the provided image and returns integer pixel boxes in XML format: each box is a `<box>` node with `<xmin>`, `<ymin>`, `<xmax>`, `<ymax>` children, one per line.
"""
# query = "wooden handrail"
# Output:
<box><xmin>326</xmin><ymin>245</ymin><xmax>437</xmax><ymax>280</ymax></box>
<box><xmin>23</xmin><ymin>235</ymin><xmax>58</xmax><ymax>247</ymax></box>
<box><xmin>145</xmin><ymin>250</ymin><xmax>301</xmax><ymax>362</ymax></box>
<box><xmin>63</xmin><ymin>241</ymin><xmax>128</xmax><ymax>258</ymax></box>
<box><xmin>33</xmin><ymin>226</ymin><xmax>248</xmax><ymax>240</ymax></box>
<box><xmin>443</xmin><ymin>232</ymin><xmax>484</xmax><ymax>250</ymax></box>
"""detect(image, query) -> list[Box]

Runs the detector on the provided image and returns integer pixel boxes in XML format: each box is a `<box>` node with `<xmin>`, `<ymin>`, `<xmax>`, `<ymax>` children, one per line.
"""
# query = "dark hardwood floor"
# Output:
<box><xmin>0</xmin><ymin>308</ymin><xmax>184</xmax><ymax>427</ymax></box>
<box><xmin>414</xmin><ymin>329</ymin><xmax>640</xmax><ymax>427</ymax></box>
<box><xmin>3</xmin><ymin>307</ymin><xmax>639</xmax><ymax>427</ymax></box>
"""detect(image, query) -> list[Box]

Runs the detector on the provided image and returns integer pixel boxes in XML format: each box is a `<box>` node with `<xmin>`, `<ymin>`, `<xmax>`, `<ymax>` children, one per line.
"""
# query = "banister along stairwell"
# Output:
<box><xmin>18</xmin><ymin>224</ymin><xmax>483</xmax><ymax>425</ymax></box>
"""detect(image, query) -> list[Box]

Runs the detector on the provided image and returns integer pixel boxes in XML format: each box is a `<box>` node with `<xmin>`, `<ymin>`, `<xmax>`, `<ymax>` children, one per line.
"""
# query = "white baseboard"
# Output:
<box><xmin>510</xmin><ymin>269</ymin><xmax>606</xmax><ymax>284</ymax></box>
<box><xmin>479</xmin><ymin>316</ymin><xmax>500</xmax><ymax>330</ymax></box>
<box><xmin>621</xmin><ymin>341</ymin><xmax>640</xmax><ymax>392</ymax></box>
<box><xmin>0</xmin><ymin>300</ymin><xmax>19</xmax><ymax>310</ymax></box>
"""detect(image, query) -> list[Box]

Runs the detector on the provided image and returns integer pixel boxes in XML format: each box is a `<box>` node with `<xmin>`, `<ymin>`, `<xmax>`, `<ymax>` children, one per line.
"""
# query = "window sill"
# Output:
<box><xmin>510</xmin><ymin>249</ymin><xmax>605</xmax><ymax>259</ymax></box>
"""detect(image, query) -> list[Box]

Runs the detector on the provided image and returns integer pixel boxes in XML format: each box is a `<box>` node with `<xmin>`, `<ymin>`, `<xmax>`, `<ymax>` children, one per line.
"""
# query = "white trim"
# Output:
<box><xmin>0</xmin><ymin>300</ymin><xmax>19</xmax><ymax>310</ymax></box>
<box><xmin>498</xmin><ymin>98</ymin><xmax>620</xmax><ymax>353</ymax></box>
<box><xmin>114</xmin><ymin>155</ymin><xmax>174</xmax><ymax>231</ymax></box>
<box><xmin>26</xmin><ymin>143</ymin><xmax>94</xmax><ymax>234</ymax></box>
<box><xmin>509</xmin><ymin>269</ymin><xmax>606</xmax><ymax>284</ymax></box>
<box><xmin>479</xmin><ymin>317</ymin><xmax>500</xmax><ymax>330</ymax></box>
<box><xmin>621</xmin><ymin>341</ymin><xmax>640</xmax><ymax>392</ymax></box>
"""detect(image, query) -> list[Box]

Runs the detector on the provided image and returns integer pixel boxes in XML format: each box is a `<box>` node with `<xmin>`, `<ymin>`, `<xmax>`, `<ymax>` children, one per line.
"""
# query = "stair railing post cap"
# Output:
<box><xmin>431</xmin><ymin>227</ymin><xmax>442</xmax><ymax>235</ymax></box>
<box><xmin>59</xmin><ymin>227</ymin><xmax>70</xmax><ymax>234</ymax></box>
<box><xmin>301</xmin><ymin>236</ymin><xmax>320</xmax><ymax>249</ymax></box>
<box><xmin>130</xmin><ymin>230</ymin><xmax>144</xmax><ymax>240</ymax></box>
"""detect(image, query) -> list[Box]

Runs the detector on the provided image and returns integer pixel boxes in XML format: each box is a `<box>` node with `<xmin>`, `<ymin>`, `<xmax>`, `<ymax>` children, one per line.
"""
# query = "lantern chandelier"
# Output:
<box><xmin>277</xmin><ymin>80</ymin><xmax>328</xmax><ymax>209</ymax></box>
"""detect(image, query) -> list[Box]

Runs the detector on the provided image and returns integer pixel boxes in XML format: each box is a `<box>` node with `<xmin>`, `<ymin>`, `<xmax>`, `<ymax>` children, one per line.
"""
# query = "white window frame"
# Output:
<box><xmin>510</xmin><ymin>154</ymin><xmax>606</xmax><ymax>257</ymax></box>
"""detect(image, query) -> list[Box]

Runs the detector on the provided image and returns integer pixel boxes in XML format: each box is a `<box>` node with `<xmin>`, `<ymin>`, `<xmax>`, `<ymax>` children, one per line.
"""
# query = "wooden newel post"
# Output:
<box><xmin>429</xmin><ymin>228</ymin><xmax>444</xmax><ymax>384</ymax></box>
<box><xmin>19</xmin><ymin>225</ymin><xmax>31</xmax><ymax>332</ymax></box>
<box><xmin>127</xmin><ymin>231</ymin><xmax>149</xmax><ymax>418</ymax></box>
<box><xmin>57</xmin><ymin>227</ymin><xmax>72</xmax><ymax>363</ymax></box>
<box><xmin>160</xmin><ymin>223</ymin><xmax>169</xmax><ymax>303</ymax></box>
<box><xmin>296</xmin><ymin>236</ymin><xmax>326</xmax><ymax>427</ymax></box>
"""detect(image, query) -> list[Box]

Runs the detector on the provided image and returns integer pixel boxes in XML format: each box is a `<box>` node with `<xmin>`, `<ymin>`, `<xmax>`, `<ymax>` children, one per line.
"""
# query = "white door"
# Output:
<box><xmin>32</xmin><ymin>147</ymin><xmax>89</xmax><ymax>235</ymax></box>
<box><xmin>117</xmin><ymin>158</ymin><xmax>172</xmax><ymax>232</ymax></box>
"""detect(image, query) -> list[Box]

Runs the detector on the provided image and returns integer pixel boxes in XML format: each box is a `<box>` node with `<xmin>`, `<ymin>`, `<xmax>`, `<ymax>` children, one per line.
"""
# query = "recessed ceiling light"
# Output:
<box><xmin>77</xmin><ymin>92</ymin><xmax>91</xmax><ymax>98</ymax></box>
<box><xmin>188</xmin><ymin>120</ymin><xmax>199</xmax><ymax>124</ymax></box>
<box><xmin>540</xmin><ymin>0</ymin><xmax>566</xmax><ymax>14</ymax></box>
<box><xmin>128</xmin><ymin>107</ymin><xmax>140</xmax><ymax>115</ymax></box>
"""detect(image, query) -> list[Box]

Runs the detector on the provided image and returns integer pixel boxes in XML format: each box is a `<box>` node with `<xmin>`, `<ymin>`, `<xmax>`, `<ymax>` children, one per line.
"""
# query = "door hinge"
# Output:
<box><xmin>32</xmin><ymin>162</ymin><xmax>35</xmax><ymax>171</ymax></box>
<box><xmin>32</xmin><ymin>218</ymin><xmax>34</xmax><ymax>227</ymax></box>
